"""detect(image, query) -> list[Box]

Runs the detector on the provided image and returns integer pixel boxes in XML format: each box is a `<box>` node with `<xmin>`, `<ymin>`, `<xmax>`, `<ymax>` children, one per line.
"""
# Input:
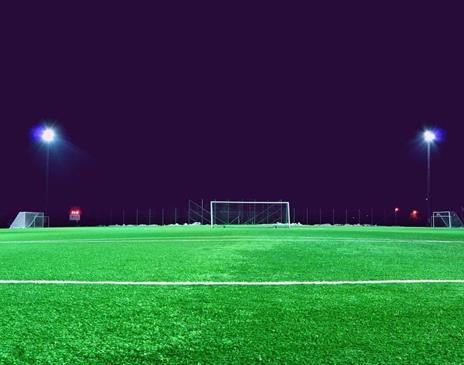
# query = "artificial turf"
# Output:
<box><xmin>0</xmin><ymin>225</ymin><xmax>464</xmax><ymax>364</ymax></box>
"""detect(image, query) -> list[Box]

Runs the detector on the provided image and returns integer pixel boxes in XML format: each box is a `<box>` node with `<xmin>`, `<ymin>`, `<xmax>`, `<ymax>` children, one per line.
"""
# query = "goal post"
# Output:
<box><xmin>432</xmin><ymin>211</ymin><xmax>464</xmax><ymax>228</ymax></box>
<box><xmin>210</xmin><ymin>201</ymin><xmax>291</xmax><ymax>227</ymax></box>
<box><xmin>9</xmin><ymin>212</ymin><xmax>49</xmax><ymax>229</ymax></box>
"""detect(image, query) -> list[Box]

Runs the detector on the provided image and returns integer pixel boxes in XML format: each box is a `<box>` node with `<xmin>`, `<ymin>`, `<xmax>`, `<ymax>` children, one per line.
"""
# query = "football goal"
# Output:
<box><xmin>210</xmin><ymin>201</ymin><xmax>291</xmax><ymax>227</ymax></box>
<box><xmin>432</xmin><ymin>211</ymin><xmax>464</xmax><ymax>228</ymax></box>
<box><xmin>10</xmin><ymin>212</ymin><xmax>49</xmax><ymax>229</ymax></box>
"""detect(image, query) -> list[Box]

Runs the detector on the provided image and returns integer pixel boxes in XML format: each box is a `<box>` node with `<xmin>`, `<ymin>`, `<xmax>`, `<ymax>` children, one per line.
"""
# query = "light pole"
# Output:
<box><xmin>40</xmin><ymin>127</ymin><xmax>56</xmax><ymax>213</ymax></box>
<box><xmin>394</xmin><ymin>207</ymin><xmax>400</xmax><ymax>226</ymax></box>
<box><xmin>423</xmin><ymin>130</ymin><xmax>437</xmax><ymax>226</ymax></box>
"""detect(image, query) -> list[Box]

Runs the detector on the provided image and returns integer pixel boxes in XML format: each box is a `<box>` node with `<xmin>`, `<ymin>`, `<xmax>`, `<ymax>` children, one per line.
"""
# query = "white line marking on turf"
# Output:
<box><xmin>0</xmin><ymin>280</ymin><xmax>464</xmax><ymax>286</ymax></box>
<box><xmin>5</xmin><ymin>236</ymin><xmax>464</xmax><ymax>245</ymax></box>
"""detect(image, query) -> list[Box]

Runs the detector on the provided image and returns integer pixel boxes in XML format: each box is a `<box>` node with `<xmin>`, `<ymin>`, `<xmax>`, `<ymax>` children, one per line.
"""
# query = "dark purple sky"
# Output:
<box><xmin>1</xmin><ymin>2</ymin><xmax>464</xmax><ymax>223</ymax></box>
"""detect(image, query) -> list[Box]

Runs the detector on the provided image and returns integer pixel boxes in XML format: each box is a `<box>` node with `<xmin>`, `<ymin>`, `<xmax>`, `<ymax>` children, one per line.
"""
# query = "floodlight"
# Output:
<box><xmin>423</xmin><ymin>130</ymin><xmax>436</xmax><ymax>143</ymax></box>
<box><xmin>41</xmin><ymin>128</ymin><xmax>56</xmax><ymax>143</ymax></box>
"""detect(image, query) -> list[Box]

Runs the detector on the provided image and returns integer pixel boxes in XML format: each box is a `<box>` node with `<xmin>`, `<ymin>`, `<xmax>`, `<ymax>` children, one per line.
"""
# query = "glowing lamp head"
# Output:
<box><xmin>395</xmin><ymin>207</ymin><xmax>400</xmax><ymax>213</ymax></box>
<box><xmin>423</xmin><ymin>130</ymin><xmax>436</xmax><ymax>143</ymax></box>
<box><xmin>41</xmin><ymin>128</ymin><xmax>56</xmax><ymax>143</ymax></box>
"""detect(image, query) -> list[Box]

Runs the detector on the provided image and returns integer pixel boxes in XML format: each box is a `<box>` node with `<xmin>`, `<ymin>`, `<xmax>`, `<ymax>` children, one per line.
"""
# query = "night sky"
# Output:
<box><xmin>1</xmin><ymin>2</ymin><xmax>464</xmax><ymax>225</ymax></box>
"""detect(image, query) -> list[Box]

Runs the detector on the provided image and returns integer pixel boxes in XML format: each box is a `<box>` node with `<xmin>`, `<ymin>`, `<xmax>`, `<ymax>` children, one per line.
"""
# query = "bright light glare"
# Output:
<box><xmin>41</xmin><ymin>128</ymin><xmax>56</xmax><ymax>143</ymax></box>
<box><xmin>423</xmin><ymin>130</ymin><xmax>436</xmax><ymax>143</ymax></box>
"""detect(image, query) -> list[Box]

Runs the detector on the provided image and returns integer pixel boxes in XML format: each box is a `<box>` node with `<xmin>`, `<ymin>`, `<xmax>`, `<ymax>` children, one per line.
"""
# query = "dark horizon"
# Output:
<box><xmin>1</xmin><ymin>2</ymin><xmax>464</xmax><ymax>226</ymax></box>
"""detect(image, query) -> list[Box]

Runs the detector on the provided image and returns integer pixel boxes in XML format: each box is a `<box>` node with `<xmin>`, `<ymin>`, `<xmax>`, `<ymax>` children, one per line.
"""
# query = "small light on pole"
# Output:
<box><xmin>410</xmin><ymin>209</ymin><xmax>419</xmax><ymax>222</ymax></box>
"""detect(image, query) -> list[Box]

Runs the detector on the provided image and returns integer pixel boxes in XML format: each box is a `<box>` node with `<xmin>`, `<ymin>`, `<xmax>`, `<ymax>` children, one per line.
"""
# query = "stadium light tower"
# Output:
<box><xmin>423</xmin><ymin>129</ymin><xmax>437</xmax><ymax>226</ymax></box>
<box><xmin>40</xmin><ymin>127</ymin><xmax>57</xmax><ymax>213</ymax></box>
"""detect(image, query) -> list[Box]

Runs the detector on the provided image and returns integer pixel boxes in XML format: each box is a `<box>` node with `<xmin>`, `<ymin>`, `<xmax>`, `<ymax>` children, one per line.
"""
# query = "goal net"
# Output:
<box><xmin>210</xmin><ymin>201</ymin><xmax>291</xmax><ymax>227</ymax></box>
<box><xmin>10</xmin><ymin>212</ymin><xmax>48</xmax><ymax>229</ymax></box>
<box><xmin>432</xmin><ymin>211</ymin><xmax>464</xmax><ymax>228</ymax></box>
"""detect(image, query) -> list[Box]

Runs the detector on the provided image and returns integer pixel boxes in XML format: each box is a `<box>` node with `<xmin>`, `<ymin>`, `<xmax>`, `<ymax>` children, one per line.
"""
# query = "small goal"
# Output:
<box><xmin>10</xmin><ymin>212</ymin><xmax>49</xmax><ymax>229</ymax></box>
<box><xmin>210</xmin><ymin>201</ymin><xmax>291</xmax><ymax>227</ymax></box>
<box><xmin>431</xmin><ymin>211</ymin><xmax>464</xmax><ymax>228</ymax></box>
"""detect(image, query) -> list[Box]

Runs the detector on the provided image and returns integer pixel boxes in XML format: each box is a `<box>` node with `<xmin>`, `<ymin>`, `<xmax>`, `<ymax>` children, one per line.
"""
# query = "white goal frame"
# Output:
<box><xmin>432</xmin><ymin>211</ymin><xmax>464</xmax><ymax>228</ymax></box>
<box><xmin>210</xmin><ymin>201</ymin><xmax>291</xmax><ymax>228</ymax></box>
<box><xmin>9</xmin><ymin>212</ymin><xmax>49</xmax><ymax>229</ymax></box>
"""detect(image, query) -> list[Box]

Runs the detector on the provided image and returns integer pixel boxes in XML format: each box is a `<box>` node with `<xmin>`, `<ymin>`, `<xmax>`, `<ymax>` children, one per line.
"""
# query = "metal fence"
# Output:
<box><xmin>2</xmin><ymin>202</ymin><xmax>461</xmax><ymax>228</ymax></box>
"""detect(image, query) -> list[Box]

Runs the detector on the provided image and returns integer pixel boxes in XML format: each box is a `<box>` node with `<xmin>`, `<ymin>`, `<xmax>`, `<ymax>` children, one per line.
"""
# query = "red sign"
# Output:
<box><xmin>69</xmin><ymin>208</ymin><xmax>81</xmax><ymax>222</ymax></box>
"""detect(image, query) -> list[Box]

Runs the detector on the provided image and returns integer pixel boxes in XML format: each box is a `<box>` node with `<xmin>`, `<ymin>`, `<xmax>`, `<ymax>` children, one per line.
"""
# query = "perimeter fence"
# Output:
<box><xmin>2</xmin><ymin>201</ymin><xmax>462</xmax><ymax>228</ymax></box>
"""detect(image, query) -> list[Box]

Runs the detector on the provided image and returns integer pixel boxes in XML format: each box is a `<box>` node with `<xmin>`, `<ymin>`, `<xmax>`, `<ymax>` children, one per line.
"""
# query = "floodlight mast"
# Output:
<box><xmin>40</xmin><ymin>128</ymin><xmax>56</xmax><ymax>214</ymax></box>
<box><xmin>45</xmin><ymin>145</ymin><xmax>50</xmax><ymax>213</ymax></box>
<box><xmin>423</xmin><ymin>130</ymin><xmax>436</xmax><ymax>226</ymax></box>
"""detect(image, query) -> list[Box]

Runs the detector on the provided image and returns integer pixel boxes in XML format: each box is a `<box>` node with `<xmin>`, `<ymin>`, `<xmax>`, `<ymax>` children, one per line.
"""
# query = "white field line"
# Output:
<box><xmin>0</xmin><ymin>279</ymin><xmax>464</xmax><ymax>286</ymax></box>
<box><xmin>3</xmin><ymin>236</ymin><xmax>464</xmax><ymax>245</ymax></box>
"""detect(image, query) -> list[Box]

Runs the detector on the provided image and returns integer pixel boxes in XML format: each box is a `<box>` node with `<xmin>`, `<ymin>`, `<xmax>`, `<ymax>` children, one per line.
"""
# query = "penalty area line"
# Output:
<box><xmin>0</xmin><ymin>280</ymin><xmax>464</xmax><ymax>286</ymax></box>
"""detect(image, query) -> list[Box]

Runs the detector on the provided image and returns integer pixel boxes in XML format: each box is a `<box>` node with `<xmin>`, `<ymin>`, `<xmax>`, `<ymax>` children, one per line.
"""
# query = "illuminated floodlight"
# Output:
<box><xmin>423</xmin><ymin>130</ymin><xmax>436</xmax><ymax>143</ymax></box>
<box><xmin>41</xmin><ymin>128</ymin><xmax>56</xmax><ymax>143</ymax></box>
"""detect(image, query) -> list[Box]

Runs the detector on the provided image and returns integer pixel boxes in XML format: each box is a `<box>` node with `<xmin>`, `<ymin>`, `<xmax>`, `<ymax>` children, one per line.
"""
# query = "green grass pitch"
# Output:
<box><xmin>1</xmin><ymin>225</ymin><xmax>464</xmax><ymax>364</ymax></box>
